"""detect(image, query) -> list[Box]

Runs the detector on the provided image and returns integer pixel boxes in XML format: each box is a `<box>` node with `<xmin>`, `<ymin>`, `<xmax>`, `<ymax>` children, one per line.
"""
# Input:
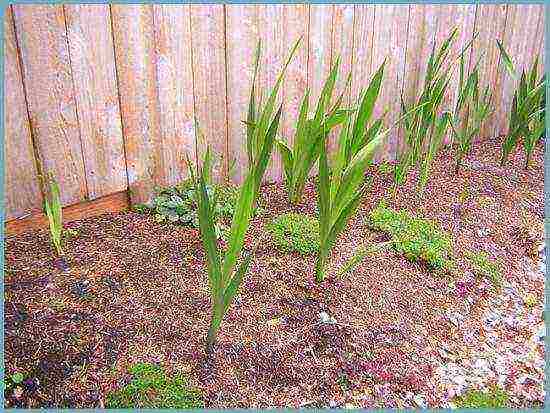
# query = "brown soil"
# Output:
<box><xmin>3</xmin><ymin>137</ymin><xmax>544</xmax><ymax>408</ymax></box>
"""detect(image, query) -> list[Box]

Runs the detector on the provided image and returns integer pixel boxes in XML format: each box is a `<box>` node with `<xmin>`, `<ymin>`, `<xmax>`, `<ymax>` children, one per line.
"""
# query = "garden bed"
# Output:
<box><xmin>4</xmin><ymin>137</ymin><xmax>545</xmax><ymax>408</ymax></box>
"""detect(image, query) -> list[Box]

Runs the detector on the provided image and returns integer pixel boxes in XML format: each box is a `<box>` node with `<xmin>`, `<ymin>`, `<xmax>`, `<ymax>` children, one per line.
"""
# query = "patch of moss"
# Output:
<box><xmin>368</xmin><ymin>202</ymin><xmax>453</xmax><ymax>271</ymax></box>
<box><xmin>453</xmin><ymin>386</ymin><xmax>510</xmax><ymax>408</ymax></box>
<box><xmin>465</xmin><ymin>250</ymin><xmax>503</xmax><ymax>288</ymax></box>
<box><xmin>106</xmin><ymin>363</ymin><xmax>203</xmax><ymax>409</ymax></box>
<box><xmin>267</xmin><ymin>213</ymin><xmax>320</xmax><ymax>254</ymax></box>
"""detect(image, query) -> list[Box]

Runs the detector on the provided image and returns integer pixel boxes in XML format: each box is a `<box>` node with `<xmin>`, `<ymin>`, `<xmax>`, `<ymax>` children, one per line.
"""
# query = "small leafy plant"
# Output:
<box><xmin>369</xmin><ymin>202</ymin><xmax>454</xmax><ymax>271</ymax></box>
<box><xmin>267</xmin><ymin>213</ymin><xmax>320</xmax><ymax>254</ymax></box>
<box><xmin>497</xmin><ymin>40</ymin><xmax>545</xmax><ymax>168</ymax></box>
<box><xmin>134</xmin><ymin>178</ymin><xmax>238</xmax><ymax>239</ymax></box>
<box><xmin>465</xmin><ymin>250</ymin><xmax>502</xmax><ymax>288</ymax></box>
<box><xmin>453</xmin><ymin>386</ymin><xmax>510</xmax><ymax>408</ymax></box>
<box><xmin>106</xmin><ymin>363</ymin><xmax>203</xmax><ymax>409</ymax></box>
<box><xmin>43</xmin><ymin>172</ymin><xmax>63</xmax><ymax>257</ymax></box>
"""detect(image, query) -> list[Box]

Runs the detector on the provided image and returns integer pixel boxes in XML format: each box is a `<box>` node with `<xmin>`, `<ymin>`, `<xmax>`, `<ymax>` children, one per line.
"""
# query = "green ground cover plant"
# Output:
<box><xmin>267</xmin><ymin>212</ymin><xmax>320</xmax><ymax>254</ymax></box>
<box><xmin>368</xmin><ymin>202</ymin><xmax>454</xmax><ymax>271</ymax></box>
<box><xmin>453</xmin><ymin>386</ymin><xmax>510</xmax><ymax>408</ymax></box>
<box><xmin>106</xmin><ymin>363</ymin><xmax>203</xmax><ymax>408</ymax></box>
<box><xmin>465</xmin><ymin>250</ymin><xmax>502</xmax><ymax>288</ymax></box>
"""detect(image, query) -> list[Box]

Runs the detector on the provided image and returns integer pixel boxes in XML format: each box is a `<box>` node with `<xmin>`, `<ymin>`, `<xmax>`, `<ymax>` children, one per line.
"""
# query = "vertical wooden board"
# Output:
<box><xmin>281</xmin><ymin>5</ymin><xmax>309</xmax><ymax>163</ymax></box>
<box><xmin>12</xmin><ymin>5</ymin><xmax>86</xmax><ymax>206</ymax></box>
<box><xmin>152</xmin><ymin>4</ymin><xmax>196</xmax><ymax>187</ymax></box>
<box><xmin>189</xmin><ymin>5</ymin><xmax>227</xmax><ymax>182</ymax></box>
<box><xmin>469</xmin><ymin>4</ymin><xmax>507</xmax><ymax>139</ymax></box>
<box><xmin>350</xmin><ymin>5</ymin><xmax>375</xmax><ymax>103</ymax></box>
<box><xmin>496</xmin><ymin>5</ymin><xmax>542</xmax><ymax>136</ymax></box>
<box><xmin>257</xmin><ymin>5</ymin><xmax>285</xmax><ymax>183</ymax></box>
<box><xmin>434</xmin><ymin>5</ymin><xmax>477</xmax><ymax>143</ymax></box>
<box><xmin>331</xmin><ymin>4</ymin><xmax>355</xmax><ymax>99</ymax></box>
<box><xmin>225</xmin><ymin>4</ymin><xmax>259</xmax><ymax>184</ymax></box>
<box><xmin>4</xmin><ymin>7</ymin><xmax>43</xmax><ymax>219</ymax></box>
<box><xmin>308</xmin><ymin>5</ymin><xmax>333</xmax><ymax>109</ymax></box>
<box><xmin>530</xmin><ymin>8</ymin><xmax>544</xmax><ymax>75</ymax></box>
<box><xmin>111</xmin><ymin>5</ymin><xmax>162</xmax><ymax>203</ymax></box>
<box><xmin>402</xmin><ymin>4</ymin><xmax>439</xmax><ymax>106</ymax></box>
<box><xmin>371</xmin><ymin>4</ymin><xmax>409</xmax><ymax>160</ymax></box>
<box><xmin>64</xmin><ymin>4</ymin><xmax>127</xmax><ymax>200</ymax></box>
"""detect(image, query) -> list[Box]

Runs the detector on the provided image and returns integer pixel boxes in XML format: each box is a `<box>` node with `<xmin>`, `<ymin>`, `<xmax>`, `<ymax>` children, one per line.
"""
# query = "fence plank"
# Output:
<box><xmin>225</xmin><ymin>5</ymin><xmax>258</xmax><ymax>184</ymax></box>
<box><xmin>12</xmin><ymin>4</ymin><xmax>86</xmax><ymax>206</ymax></box>
<box><xmin>308</xmin><ymin>5</ymin><xmax>333</xmax><ymax>109</ymax></box>
<box><xmin>371</xmin><ymin>4</ymin><xmax>409</xmax><ymax>160</ymax></box>
<box><xmin>469</xmin><ymin>4</ymin><xmax>508</xmax><ymax>139</ymax></box>
<box><xmin>189</xmin><ymin>5</ymin><xmax>227</xmax><ymax>182</ymax></box>
<box><xmin>64</xmin><ymin>5</ymin><xmax>127</xmax><ymax>200</ymax></box>
<box><xmin>280</xmin><ymin>5</ymin><xmax>309</xmax><ymax>172</ymax></box>
<box><xmin>351</xmin><ymin>5</ymin><xmax>375</xmax><ymax>103</ymax></box>
<box><xmin>152</xmin><ymin>4</ymin><xmax>196</xmax><ymax>186</ymax></box>
<box><xmin>4</xmin><ymin>7</ymin><xmax>43</xmax><ymax>219</ymax></box>
<box><xmin>110</xmin><ymin>5</ymin><xmax>162</xmax><ymax>204</ymax></box>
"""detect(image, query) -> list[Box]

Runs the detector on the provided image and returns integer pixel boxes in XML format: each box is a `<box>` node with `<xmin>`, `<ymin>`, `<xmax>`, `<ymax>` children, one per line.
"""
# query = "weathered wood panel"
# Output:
<box><xmin>4</xmin><ymin>7</ymin><xmax>43</xmax><ymax>219</ymax></box>
<box><xmin>225</xmin><ymin>4</ymin><xmax>259</xmax><ymax>184</ymax></box>
<box><xmin>280</xmin><ymin>5</ymin><xmax>309</xmax><ymax>169</ymax></box>
<box><xmin>350</xmin><ymin>5</ymin><xmax>375</xmax><ymax>103</ymax></box>
<box><xmin>152</xmin><ymin>4</ymin><xmax>196</xmax><ymax>186</ymax></box>
<box><xmin>371</xmin><ymin>4</ymin><xmax>409</xmax><ymax>160</ymax></box>
<box><xmin>257</xmin><ymin>5</ymin><xmax>286</xmax><ymax>183</ymax></box>
<box><xmin>110</xmin><ymin>5</ymin><xmax>162</xmax><ymax>203</ymax></box>
<box><xmin>12</xmin><ymin>4</ymin><xmax>87</xmax><ymax>206</ymax></box>
<box><xmin>189</xmin><ymin>5</ymin><xmax>227</xmax><ymax>182</ymax></box>
<box><xmin>308</xmin><ymin>5</ymin><xmax>333</xmax><ymax>109</ymax></box>
<box><xmin>469</xmin><ymin>4</ymin><xmax>508</xmax><ymax>139</ymax></box>
<box><xmin>64</xmin><ymin>4</ymin><xmax>127</xmax><ymax>199</ymax></box>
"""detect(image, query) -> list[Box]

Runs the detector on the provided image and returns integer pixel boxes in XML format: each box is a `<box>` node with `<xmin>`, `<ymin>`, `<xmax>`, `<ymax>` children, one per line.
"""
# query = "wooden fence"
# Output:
<box><xmin>4</xmin><ymin>4</ymin><xmax>545</xmax><ymax>221</ymax></box>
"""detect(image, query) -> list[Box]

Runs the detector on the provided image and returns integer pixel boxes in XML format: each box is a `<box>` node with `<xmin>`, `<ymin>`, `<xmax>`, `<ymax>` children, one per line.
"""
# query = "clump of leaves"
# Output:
<box><xmin>497</xmin><ymin>40</ymin><xmax>545</xmax><ymax>168</ymax></box>
<box><xmin>450</xmin><ymin>50</ymin><xmax>492</xmax><ymax>173</ymax></box>
<box><xmin>465</xmin><ymin>250</ymin><xmax>502</xmax><ymax>288</ymax></box>
<box><xmin>267</xmin><ymin>213</ymin><xmax>320</xmax><ymax>254</ymax></box>
<box><xmin>378</xmin><ymin>161</ymin><xmax>394</xmax><ymax>175</ymax></box>
<box><xmin>106</xmin><ymin>363</ymin><xmax>203</xmax><ymax>409</ymax></box>
<box><xmin>395</xmin><ymin>28</ymin><xmax>461</xmax><ymax>195</ymax></box>
<box><xmin>369</xmin><ymin>202</ymin><xmax>454</xmax><ymax>271</ymax></box>
<box><xmin>134</xmin><ymin>178</ymin><xmax>238</xmax><ymax>239</ymax></box>
<box><xmin>453</xmin><ymin>386</ymin><xmax>510</xmax><ymax>408</ymax></box>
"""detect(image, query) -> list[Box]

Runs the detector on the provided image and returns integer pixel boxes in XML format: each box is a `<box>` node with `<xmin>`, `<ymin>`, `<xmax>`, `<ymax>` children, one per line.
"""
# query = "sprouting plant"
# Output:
<box><xmin>450</xmin><ymin>52</ymin><xmax>493</xmax><ymax>173</ymax></box>
<box><xmin>276</xmin><ymin>59</ymin><xmax>385</xmax><ymax>205</ymax></box>
<box><xmin>378</xmin><ymin>160</ymin><xmax>394</xmax><ymax>175</ymax></box>
<box><xmin>267</xmin><ymin>213</ymin><xmax>320</xmax><ymax>254</ymax></box>
<box><xmin>337</xmin><ymin>241</ymin><xmax>392</xmax><ymax>278</ymax></box>
<box><xmin>315</xmin><ymin>119</ymin><xmax>384</xmax><ymax>283</ymax></box>
<box><xmin>497</xmin><ymin>40</ymin><xmax>545</xmax><ymax>168</ymax></box>
<box><xmin>276</xmin><ymin>57</ymin><xmax>350</xmax><ymax>205</ymax></box>
<box><xmin>369</xmin><ymin>202</ymin><xmax>454</xmax><ymax>272</ymax></box>
<box><xmin>464</xmin><ymin>250</ymin><xmax>502</xmax><ymax>289</ymax></box>
<box><xmin>395</xmin><ymin>28</ymin><xmax>464</xmax><ymax>195</ymax></box>
<box><xmin>106</xmin><ymin>363</ymin><xmax>203</xmax><ymax>408</ymax></box>
<box><xmin>246</xmin><ymin>37</ymin><xmax>301</xmax><ymax>199</ymax></box>
<box><xmin>42</xmin><ymin>172</ymin><xmax>63</xmax><ymax>256</ymax></box>
<box><xmin>191</xmin><ymin>114</ymin><xmax>279</xmax><ymax>353</ymax></box>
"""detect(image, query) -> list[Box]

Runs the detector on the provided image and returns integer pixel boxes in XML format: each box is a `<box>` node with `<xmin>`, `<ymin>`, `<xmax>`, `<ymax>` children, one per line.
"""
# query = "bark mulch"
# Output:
<box><xmin>3</xmin><ymin>137</ymin><xmax>544</xmax><ymax>408</ymax></box>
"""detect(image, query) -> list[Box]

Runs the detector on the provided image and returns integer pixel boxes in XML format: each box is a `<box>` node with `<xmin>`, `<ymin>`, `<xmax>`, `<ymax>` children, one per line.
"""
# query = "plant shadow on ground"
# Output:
<box><xmin>3</xmin><ymin>138</ymin><xmax>544</xmax><ymax>408</ymax></box>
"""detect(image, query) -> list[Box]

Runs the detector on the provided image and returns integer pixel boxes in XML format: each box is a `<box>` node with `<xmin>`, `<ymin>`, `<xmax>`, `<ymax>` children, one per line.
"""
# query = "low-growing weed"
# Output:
<box><xmin>465</xmin><ymin>250</ymin><xmax>502</xmax><ymax>288</ymax></box>
<box><xmin>106</xmin><ymin>362</ymin><xmax>203</xmax><ymax>409</ymax></box>
<box><xmin>368</xmin><ymin>202</ymin><xmax>454</xmax><ymax>271</ymax></box>
<box><xmin>267</xmin><ymin>213</ymin><xmax>320</xmax><ymax>254</ymax></box>
<box><xmin>453</xmin><ymin>386</ymin><xmax>510</xmax><ymax>408</ymax></box>
<box><xmin>134</xmin><ymin>180</ymin><xmax>238</xmax><ymax>239</ymax></box>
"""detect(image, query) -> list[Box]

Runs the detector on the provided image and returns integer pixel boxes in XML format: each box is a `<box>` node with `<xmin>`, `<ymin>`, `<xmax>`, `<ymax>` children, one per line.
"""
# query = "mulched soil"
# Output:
<box><xmin>3</xmin><ymin>136</ymin><xmax>544</xmax><ymax>408</ymax></box>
